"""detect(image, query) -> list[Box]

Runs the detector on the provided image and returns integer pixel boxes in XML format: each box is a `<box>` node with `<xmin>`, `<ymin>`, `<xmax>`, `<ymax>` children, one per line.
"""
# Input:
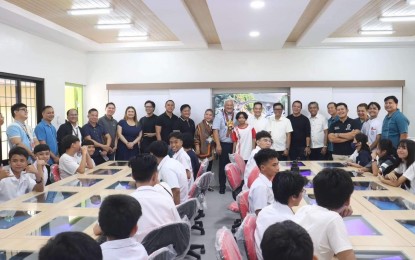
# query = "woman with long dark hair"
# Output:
<box><xmin>347</xmin><ymin>133</ymin><xmax>371</xmax><ymax>168</ymax></box>
<box><xmin>115</xmin><ymin>106</ymin><xmax>142</xmax><ymax>160</ymax></box>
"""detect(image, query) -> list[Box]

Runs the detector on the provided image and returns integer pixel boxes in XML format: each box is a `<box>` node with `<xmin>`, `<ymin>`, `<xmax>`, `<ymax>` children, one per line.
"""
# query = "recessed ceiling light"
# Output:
<box><xmin>67</xmin><ymin>7</ymin><xmax>112</xmax><ymax>15</ymax></box>
<box><xmin>379</xmin><ymin>15</ymin><xmax>415</xmax><ymax>22</ymax></box>
<box><xmin>95</xmin><ymin>23</ymin><xmax>133</xmax><ymax>29</ymax></box>
<box><xmin>117</xmin><ymin>36</ymin><xmax>149</xmax><ymax>41</ymax></box>
<box><xmin>249</xmin><ymin>31</ymin><xmax>260</xmax><ymax>37</ymax></box>
<box><xmin>407</xmin><ymin>0</ymin><xmax>415</xmax><ymax>5</ymax></box>
<box><xmin>359</xmin><ymin>30</ymin><xmax>395</xmax><ymax>35</ymax></box>
<box><xmin>250</xmin><ymin>1</ymin><xmax>265</xmax><ymax>9</ymax></box>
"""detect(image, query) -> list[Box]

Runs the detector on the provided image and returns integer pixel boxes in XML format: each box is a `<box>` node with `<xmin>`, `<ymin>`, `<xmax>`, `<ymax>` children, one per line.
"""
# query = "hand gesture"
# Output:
<box><xmin>385</xmin><ymin>172</ymin><xmax>397</xmax><ymax>181</ymax></box>
<box><xmin>36</xmin><ymin>159</ymin><xmax>47</xmax><ymax>167</ymax></box>
<box><xmin>81</xmin><ymin>146</ymin><xmax>88</xmax><ymax>155</ymax></box>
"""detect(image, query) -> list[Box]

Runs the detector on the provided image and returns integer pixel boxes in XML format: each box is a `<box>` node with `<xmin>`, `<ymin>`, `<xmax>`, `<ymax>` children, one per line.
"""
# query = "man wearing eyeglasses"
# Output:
<box><xmin>57</xmin><ymin>108</ymin><xmax>84</xmax><ymax>155</ymax></box>
<box><xmin>6</xmin><ymin>103</ymin><xmax>39</xmax><ymax>162</ymax></box>
<box><xmin>265</xmin><ymin>103</ymin><xmax>293</xmax><ymax>161</ymax></box>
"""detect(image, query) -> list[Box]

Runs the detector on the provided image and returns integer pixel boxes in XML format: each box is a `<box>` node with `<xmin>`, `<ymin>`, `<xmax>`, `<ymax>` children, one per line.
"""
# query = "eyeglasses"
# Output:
<box><xmin>144</xmin><ymin>106</ymin><xmax>154</xmax><ymax>109</ymax></box>
<box><xmin>273</xmin><ymin>108</ymin><xmax>282</xmax><ymax>111</ymax></box>
<box><xmin>18</xmin><ymin>108</ymin><xmax>28</xmax><ymax>112</ymax></box>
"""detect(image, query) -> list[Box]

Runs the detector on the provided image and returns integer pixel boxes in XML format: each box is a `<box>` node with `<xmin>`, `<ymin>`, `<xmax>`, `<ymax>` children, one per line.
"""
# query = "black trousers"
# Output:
<box><xmin>219</xmin><ymin>142</ymin><xmax>233</xmax><ymax>189</ymax></box>
<box><xmin>289</xmin><ymin>146</ymin><xmax>307</xmax><ymax>160</ymax></box>
<box><xmin>276</xmin><ymin>151</ymin><xmax>288</xmax><ymax>161</ymax></box>
<box><xmin>310</xmin><ymin>147</ymin><xmax>324</xmax><ymax>160</ymax></box>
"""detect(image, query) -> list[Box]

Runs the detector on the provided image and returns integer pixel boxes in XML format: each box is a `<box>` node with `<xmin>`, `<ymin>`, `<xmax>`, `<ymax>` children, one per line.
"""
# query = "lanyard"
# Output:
<box><xmin>16</xmin><ymin>121</ymin><xmax>31</xmax><ymax>142</ymax></box>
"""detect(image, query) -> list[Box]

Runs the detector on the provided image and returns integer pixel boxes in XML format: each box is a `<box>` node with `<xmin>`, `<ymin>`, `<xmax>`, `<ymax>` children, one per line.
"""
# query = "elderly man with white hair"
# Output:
<box><xmin>213</xmin><ymin>99</ymin><xmax>238</xmax><ymax>194</ymax></box>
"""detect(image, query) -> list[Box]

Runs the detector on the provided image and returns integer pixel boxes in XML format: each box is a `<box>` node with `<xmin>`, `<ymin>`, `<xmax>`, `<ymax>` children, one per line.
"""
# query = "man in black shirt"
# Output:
<box><xmin>287</xmin><ymin>100</ymin><xmax>311</xmax><ymax>160</ymax></box>
<box><xmin>155</xmin><ymin>100</ymin><xmax>178</xmax><ymax>144</ymax></box>
<box><xmin>139</xmin><ymin>100</ymin><xmax>158</xmax><ymax>153</ymax></box>
<box><xmin>172</xmin><ymin>104</ymin><xmax>195</xmax><ymax>136</ymax></box>
<box><xmin>353</xmin><ymin>103</ymin><xmax>369</xmax><ymax>130</ymax></box>
<box><xmin>328</xmin><ymin>102</ymin><xmax>360</xmax><ymax>160</ymax></box>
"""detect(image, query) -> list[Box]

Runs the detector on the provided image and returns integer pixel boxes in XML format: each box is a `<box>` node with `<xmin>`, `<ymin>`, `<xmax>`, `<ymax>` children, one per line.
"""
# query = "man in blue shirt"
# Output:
<box><xmin>83</xmin><ymin>108</ymin><xmax>112</xmax><ymax>165</ymax></box>
<box><xmin>381</xmin><ymin>96</ymin><xmax>409</xmax><ymax>148</ymax></box>
<box><xmin>327</xmin><ymin>102</ymin><xmax>339</xmax><ymax>160</ymax></box>
<box><xmin>35</xmin><ymin>106</ymin><xmax>59</xmax><ymax>164</ymax></box>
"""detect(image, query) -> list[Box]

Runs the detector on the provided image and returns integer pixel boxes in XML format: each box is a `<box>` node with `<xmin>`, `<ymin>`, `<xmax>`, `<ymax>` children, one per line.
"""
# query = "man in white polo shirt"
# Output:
<box><xmin>248</xmin><ymin>102</ymin><xmax>268</xmax><ymax>132</ymax></box>
<box><xmin>308</xmin><ymin>101</ymin><xmax>328</xmax><ymax>160</ymax></box>
<box><xmin>265</xmin><ymin>102</ymin><xmax>292</xmax><ymax>161</ymax></box>
<box><xmin>149</xmin><ymin>141</ymin><xmax>188</xmax><ymax>205</ymax></box>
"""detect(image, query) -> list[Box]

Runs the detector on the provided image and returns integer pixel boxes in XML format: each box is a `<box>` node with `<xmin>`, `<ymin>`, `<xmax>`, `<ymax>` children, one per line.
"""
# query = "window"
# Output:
<box><xmin>0</xmin><ymin>73</ymin><xmax>44</xmax><ymax>163</ymax></box>
<box><xmin>65</xmin><ymin>83</ymin><xmax>84</xmax><ymax>126</ymax></box>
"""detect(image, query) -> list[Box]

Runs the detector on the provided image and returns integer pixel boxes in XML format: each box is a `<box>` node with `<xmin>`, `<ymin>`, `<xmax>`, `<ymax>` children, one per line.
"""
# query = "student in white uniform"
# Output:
<box><xmin>294</xmin><ymin>168</ymin><xmax>355</xmax><ymax>260</ymax></box>
<box><xmin>149</xmin><ymin>141</ymin><xmax>188</xmax><ymax>205</ymax></box>
<box><xmin>98</xmin><ymin>195</ymin><xmax>148</xmax><ymax>260</ymax></box>
<box><xmin>0</xmin><ymin>147</ymin><xmax>44</xmax><ymax>203</ymax></box>
<box><xmin>361</xmin><ymin>102</ymin><xmax>382</xmax><ymax>151</ymax></box>
<box><xmin>248</xmin><ymin>149</ymin><xmax>279</xmax><ymax>215</ymax></box>
<box><xmin>261</xmin><ymin>220</ymin><xmax>315</xmax><ymax>260</ymax></box>
<box><xmin>30</xmin><ymin>144</ymin><xmax>51</xmax><ymax>186</ymax></box>
<box><xmin>169</xmin><ymin>132</ymin><xmax>193</xmax><ymax>184</ymax></box>
<box><xmin>231</xmin><ymin>112</ymin><xmax>256</xmax><ymax>161</ymax></box>
<box><xmin>255</xmin><ymin>171</ymin><xmax>308</xmax><ymax>260</ymax></box>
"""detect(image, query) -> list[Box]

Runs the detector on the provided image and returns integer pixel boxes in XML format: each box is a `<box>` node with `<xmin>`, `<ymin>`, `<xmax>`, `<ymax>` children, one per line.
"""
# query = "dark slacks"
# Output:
<box><xmin>219</xmin><ymin>142</ymin><xmax>233</xmax><ymax>189</ymax></box>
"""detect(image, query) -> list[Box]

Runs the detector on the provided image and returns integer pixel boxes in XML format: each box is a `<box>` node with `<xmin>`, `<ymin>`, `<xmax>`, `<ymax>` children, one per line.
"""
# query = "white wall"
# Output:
<box><xmin>0</xmin><ymin>22</ymin><xmax>87</xmax><ymax>126</ymax></box>
<box><xmin>87</xmin><ymin>47</ymin><xmax>415</xmax><ymax>135</ymax></box>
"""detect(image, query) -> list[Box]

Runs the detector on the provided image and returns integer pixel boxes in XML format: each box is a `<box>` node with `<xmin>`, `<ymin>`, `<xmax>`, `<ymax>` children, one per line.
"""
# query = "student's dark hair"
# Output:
<box><xmin>11</xmin><ymin>103</ymin><xmax>27</xmax><ymax>118</ymax></box>
<box><xmin>66</xmin><ymin>108</ymin><xmax>78</xmax><ymax>116</ymax></box>
<box><xmin>61</xmin><ymin>135</ymin><xmax>80</xmax><ymax>151</ymax></box>
<box><xmin>99</xmin><ymin>194</ymin><xmax>142</xmax><ymax>239</ymax></box>
<box><xmin>38</xmin><ymin>231</ymin><xmax>102</xmax><ymax>260</ymax></box>
<box><xmin>272</xmin><ymin>102</ymin><xmax>284</xmax><ymax>110</ymax></box>
<box><xmin>182</xmin><ymin>133</ymin><xmax>195</xmax><ymax>149</ymax></box>
<box><xmin>336</xmin><ymin>102</ymin><xmax>348</xmax><ymax>110</ymax></box>
<box><xmin>180</xmin><ymin>104</ymin><xmax>191</xmax><ymax>112</ymax></box>
<box><xmin>82</xmin><ymin>139</ymin><xmax>95</xmax><ymax>146</ymax></box>
<box><xmin>254</xmin><ymin>148</ymin><xmax>279</xmax><ymax>168</ymax></box>
<box><xmin>255</xmin><ymin>130</ymin><xmax>271</xmax><ymax>141</ymax></box>
<box><xmin>9</xmin><ymin>146</ymin><xmax>29</xmax><ymax>160</ymax></box>
<box><xmin>169</xmin><ymin>132</ymin><xmax>183</xmax><ymax>141</ymax></box>
<box><xmin>398</xmin><ymin>139</ymin><xmax>415</xmax><ymax>168</ymax></box>
<box><xmin>145</xmin><ymin>100</ymin><xmax>155</xmax><ymax>108</ymax></box>
<box><xmin>34</xmin><ymin>144</ymin><xmax>50</xmax><ymax>154</ymax></box>
<box><xmin>88</xmin><ymin>108</ymin><xmax>98</xmax><ymax>114</ymax></box>
<box><xmin>327</xmin><ymin>102</ymin><xmax>337</xmax><ymax>108</ymax></box>
<box><xmin>292</xmin><ymin>100</ymin><xmax>302</xmax><ymax>108</ymax></box>
<box><xmin>205</xmin><ymin>108</ymin><xmax>214</xmax><ymax>114</ymax></box>
<box><xmin>384</xmin><ymin>95</ymin><xmax>398</xmax><ymax>104</ymax></box>
<box><xmin>253</xmin><ymin>102</ymin><xmax>263</xmax><ymax>108</ymax></box>
<box><xmin>378</xmin><ymin>139</ymin><xmax>395</xmax><ymax>157</ymax></box>
<box><xmin>261</xmin><ymin>220</ymin><xmax>314</xmax><ymax>260</ymax></box>
<box><xmin>368</xmin><ymin>102</ymin><xmax>381</xmax><ymax>111</ymax></box>
<box><xmin>313</xmin><ymin>168</ymin><xmax>354</xmax><ymax>209</ymax></box>
<box><xmin>129</xmin><ymin>154</ymin><xmax>159</xmax><ymax>182</ymax></box>
<box><xmin>165</xmin><ymin>99</ymin><xmax>175</xmax><ymax>105</ymax></box>
<box><xmin>355</xmin><ymin>133</ymin><xmax>370</xmax><ymax>153</ymax></box>
<box><xmin>105</xmin><ymin>102</ymin><xmax>116</xmax><ymax>108</ymax></box>
<box><xmin>356</xmin><ymin>103</ymin><xmax>368</xmax><ymax>110</ymax></box>
<box><xmin>236</xmin><ymin>111</ymin><xmax>248</xmax><ymax>120</ymax></box>
<box><xmin>42</xmin><ymin>105</ymin><xmax>53</xmax><ymax>113</ymax></box>
<box><xmin>148</xmin><ymin>141</ymin><xmax>168</xmax><ymax>158</ymax></box>
<box><xmin>272</xmin><ymin>171</ymin><xmax>308</xmax><ymax>205</ymax></box>
<box><xmin>308</xmin><ymin>101</ymin><xmax>319</xmax><ymax>109</ymax></box>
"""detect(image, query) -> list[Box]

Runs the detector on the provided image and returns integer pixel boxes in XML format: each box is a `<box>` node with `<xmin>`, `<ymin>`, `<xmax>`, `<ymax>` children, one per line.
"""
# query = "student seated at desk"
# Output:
<box><xmin>80</xmin><ymin>139</ymin><xmax>96</xmax><ymax>168</ymax></box>
<box><xmin>357</xmin><ymin>139</ymin><xmax>397</xmax><ymax>176</ymax></box>
<box><xmin>59</xmin><ymin>135</ymin><xmax>95</xmax><ymax>179</ymax></box>
<box><xmin>96</xmin><ymin>194</ymin><xmax>148</xmax><ymax>260</ymax></box>
<box><xmin>39</xmin><ymin>231</ymin><xmax>102</xmax><ymax>260</ymax></box>
<box><xmin>29</xmin><ymin>144</ymin><xmax>52</xmax><ymax>186</ymax></box>
<box><xmin>294</xmin><ymin>168</ymin><xmax>355</xmax><ymax>260</ymax></box>
<box><xmin>248</xmin><ymin>148</ymin><xmax>279</xmax><ymax>215</ymax></box>
<box><xmin>346</xmin><ymin>133</ymin><xmax>371</xmax><ymax>169</ymax></box>
<box><xmin>255</xmin><ymin>171</ymin><xmax>308</xmax><ymax>260</ymax></box>
<box><xmin>379</xmin><ymin>139</ymin><xmax>415</xmax><ymax>194</ymax></box>
<box><xmin>0</xmin><ymin>147</ymin><xmax>45</xmax><ymax>203</ymax></box>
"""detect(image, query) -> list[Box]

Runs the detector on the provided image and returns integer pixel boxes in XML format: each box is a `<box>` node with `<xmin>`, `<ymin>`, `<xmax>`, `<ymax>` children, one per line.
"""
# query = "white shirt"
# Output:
<box><xmin>361</xmin><ymin>117</ymin><xmax>382</xmax><ymax>148</ymax></box>
<box><xmin>248</xmin><ymin>174</ymin><xmax>274</xmax><ymax>213</ymax></box>
<box><xmin>309</xmin><ymin>114</ymin><xmax>328</xmax><ymax>148</ymax></box>
<box><xmin>403</xmin><ymin>163</ymin><xmax>415</xmax><ymax>194</ymax></box>
<box><xmin>130</xmin><ymin>186</ymin><xmax>181</xmax><ymax>242</ymax></box>
<box><xmin>173</xmin><ymin>147</ymin><xmax>193</xmax><ymax>189</ymax></box>
<box><xmin>248</xmin><ymin>115</ymin><xmax>268</xmax><ymax>133</ymax></box>
<box><xmin>294</xmin><ymin>205</ymin><xmax>353</xmax><ymax>260</ymax></box>
<box><xmin>232</xmin><ymin>125</ymin><xmax>255</xmax><ymax>160</ymax></box>
<box><xmin>158</xmin><ymin>155</ymin><xmax>189</xmax><ymax>203</ymax></box>
<box><xmin>265</xmin><ymin>116</ymin><xmax>293</xmax><ymax>151</ymax></box>
<box><xmin>101</xmin><ymin>237</ymin><xmax>148</xmax><ymax>260</ymax></box>
<box><xmin>75</xmin><ymin>153</ymin><xmax>96</xmax><ymax>168</ymax></box>
<box><xmin>0</xmin><ymin>170</ymin><xmax>36</xmax><ymax>203</ymax></box>
<box><xmin>243</xmin><ymin>146</ymin><xmax>260</xmax><ymax>190</ymax></box>
<box><xmin>255</xmin><ymin>201</ymin><xmax>294</xmax><ymax>260</ymax></box>
<box><xmin>28</xmin><ymin>160</ymin><xmax>48</xmax><ymax>186</ymax></box>
<box><xmin>59</xmin><ymin>153</ymin><xmax>79</xmax><ymax>179</ymax></box>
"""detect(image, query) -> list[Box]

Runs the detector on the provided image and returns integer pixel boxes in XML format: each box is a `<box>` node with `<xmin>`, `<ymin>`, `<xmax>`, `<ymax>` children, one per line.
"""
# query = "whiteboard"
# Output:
<box><xmin>290</xmin><ymin>87</ymin><xmax>403</xmax><ymax>119</ymax></box>
<box><xmin>108</xmin><ymin>88</ymin><xmax>212</xmax><ymax>124</ymax></box>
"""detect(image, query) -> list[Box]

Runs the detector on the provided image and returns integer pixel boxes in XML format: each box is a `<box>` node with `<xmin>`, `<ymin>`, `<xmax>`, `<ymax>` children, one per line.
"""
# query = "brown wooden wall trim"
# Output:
<box><xmin>107</xmin><ymin>80</ymin><xmax>405</xmax><ymax>90</ymax></box>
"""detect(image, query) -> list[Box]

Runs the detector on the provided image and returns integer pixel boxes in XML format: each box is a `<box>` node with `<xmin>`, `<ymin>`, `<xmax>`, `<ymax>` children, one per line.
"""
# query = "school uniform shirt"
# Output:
<box><xmin>248</xmin><ymin>174</ymin><xmax>274</xmax><ymax>213</ymax></box>
<box><xmin>28</xmin><ymin>160</ymin><xmax>48</xmax><ymax>186</ymax></box>
<box><xmin>243</xmin><ymin>146</ymin><xmax>260</xmax><ymax>190</ymax></box>
<box><xmin>265</xmin><ymin>116</ymin><xmax>293</xmax><ymax>151</ymax></box>
<box><xmin>361</xmin><ymin>117</ymin><xmax>382</xmax><ymax>149</ymax></box>
<box><xmin>356</xmin><ymin>150</ymin><xmax>371</xmax><ymax>167</ymax></box>
<box><xmin>294</xmin><ymin>205</ymin><xmax>353</xmax><ymax>260</ymax></box>
<box><xmin>403</xmin><ymin>164</ymin><xmax>415</xmax><ymax>194</ymax></box>
<box><xmin>231</xmin><ymin>125</ymin><xmax>256</xmax><ymax>160</ymax></box>
<box><xmin>309</xmin><ymin>113</ymin><xmax>328</xmax><ymax>149</ymax></box>
<box><xmin>254</xmin><ymin>201</ymin><xmax>294</xmax><ymax>260</ymax></box>
<box><xmin>130</xmin><ymin>186</ymin><xmax>181</xmax><ymax>242</ymax></box>
<box><xmin>75</xmin><ymin>153</ymin><xmax>96</xmax><ymax>169</ymax></box>
<box><xmin>101</xmin><ymin>237</ymin><xmax>148</xmax><ymax>260</ymax></box>
<box><xmin>0</xmin><ymin>170</ymin><xmax>36</xmax><ymax>203</ymax></box>
<box><xmin>59</xmin><ymin>153</ymin><xmax>79</xmax><ymax>179</ymax></box>
<box><xmin>158</xmin><ymin>155</ymin><xmax>189</xmax><ymax>203</ymax></box>
<box><xmin>247</xmin><ymin>115</ymin><xmax>268</xmax><ymax>132</ymax></box>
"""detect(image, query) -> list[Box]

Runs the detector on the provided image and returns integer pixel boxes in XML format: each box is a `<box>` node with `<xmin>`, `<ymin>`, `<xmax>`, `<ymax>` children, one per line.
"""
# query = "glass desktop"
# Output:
<box><xmin>354</xmin><ymin>250</ymin><xmax>409</xmax><ymax>259</ymax></box>
<box><xmin>0</xmin><ymin>210</ymin><xmax>39</xmax><ymax>229</ymax></box>
<box><xmin>89</xmin><ymin>169</ymin><xmax>121</xmax><ymax>175</ymax></box>
<box><xmin>0</xmin><ymin>251</ymin><xmax>38</xmax><ymax>260</ymax></box>
<box><xmin>365</xmin><ymin>197</ymin><xmax>415</xmax><ymax>211</ymax></box>
<box><xmin>28</xmin><ymin>216</ymin><xmax>97</xmax><ymax>236</ymax></box>
<box><xmin>353</xmin><ymin>182</ymin><xmax>387</xmax><ymax>191</ymax></box>
<box><xmin>106</xmin><ymin>181</ymin><xmax>136</xmax><ymax>190</ymax></box>
<box><xmin>397</xmin><ymin>220</ymin><xmax>415</xmax><ymax>234</ymax></box>
<box><xmin>107</xmin><ymin>161</ymin><xmax>129</xmax><ymax>166</ymax></box>
<box><xmin>23</xmin><ymin>192</ymin><xmax>76</xmax><ymax>204</ymax></box>
<box><xmin>62</xmin><ymin>178</ymin><xmax>102</xmax><ymax>187</ymax></box>
<box><xmin>75</xmin><ymin>195</ymin><xmax>103</xmax><ymax>208</ymax></box>
<box><xmin>279</xmin><ymin>161</ymin><xmax>305</xmax><ymax>167</ymax></box>
<box><xmin>318</xmin><ymin>162</ymin><xmax>346</xmax><ymax>168</ymax></box>
<box><xmin>343</xmin><ymin>215</ymin><xmax>380</xmax><ymax>236</ymax></box>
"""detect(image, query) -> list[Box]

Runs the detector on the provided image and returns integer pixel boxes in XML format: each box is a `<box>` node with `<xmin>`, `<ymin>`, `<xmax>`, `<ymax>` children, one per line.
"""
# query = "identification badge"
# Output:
<box><xmin>206</xmin><ymin>136</ymin><xmax>213</xmax><ymax>144</ymax></box>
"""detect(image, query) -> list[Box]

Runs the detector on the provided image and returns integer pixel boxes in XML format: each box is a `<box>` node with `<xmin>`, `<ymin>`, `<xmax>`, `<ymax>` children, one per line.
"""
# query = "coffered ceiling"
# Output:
<box><xmin>0</xmin><ymin>0</ymin><xmax>414</xmax><ymax>51</ymax></box>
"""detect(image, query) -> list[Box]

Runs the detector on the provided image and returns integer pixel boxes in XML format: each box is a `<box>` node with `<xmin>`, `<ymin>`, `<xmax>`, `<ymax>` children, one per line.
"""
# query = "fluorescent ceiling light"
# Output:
<box><xmin>67</xmin><ymin>7</ymin><xmax>112</xmax><ymax>15</ymax></box>
<box><xmin>379</xmin><ymin>15</ymin><xmax>415</xmax><ymax>22</ymax></box>
<box><xmin>118</xmin><ymin>36</ymin><xmax>149</xmax><ymax>41</ymax></box>
<box><xmin>359</xmin><ymin>30</ymin><xmax>395</xmax><ymax>35</ymax></box>
<box><xmin>249</xmin><ymin>31</ymin><xmax>260</xmax><ymax>37</ymax></box>
<box><xmin>250</xmin><ymin>1</ymin><xmax>265</xmax><ymax>9</ymax></box>
<box><xmin>96</xmin><ymin>23</ymin><xmax>132</xmax><ymax>29</ymax></box>
<box><xmin>408</xmin><ymin>0</ymin><xmax>415</xmax><ymax>5</ymax></box>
